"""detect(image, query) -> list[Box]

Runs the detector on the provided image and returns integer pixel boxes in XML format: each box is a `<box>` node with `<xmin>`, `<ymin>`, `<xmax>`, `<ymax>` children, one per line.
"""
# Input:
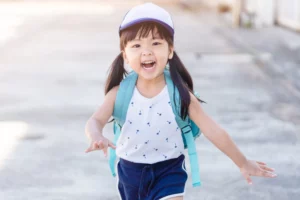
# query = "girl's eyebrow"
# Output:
<box><xmin>152</xmin><ymin>33</ymin><xmax>162</xmax><ymax>39</ymax></box>
<box><xmin>131</xmin><ymin>39</ymin><xmax>141</xmax><ymax>42</ymax></box>
<box><xmin>153</xmin><ymin>36</ymin><xmax>162</xmax><ymax>39</ymax></box>
<box><xmin>130</xmin><ymin>34</ymin><xmax>162</xmax><ymax>42</ymax></box>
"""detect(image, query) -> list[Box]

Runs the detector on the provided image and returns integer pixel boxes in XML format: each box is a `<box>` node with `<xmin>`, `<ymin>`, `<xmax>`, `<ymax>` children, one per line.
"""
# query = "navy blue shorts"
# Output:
<box><xmin>117</xmin><ymin>155</ymin><xmax>187</xmax><ymax>200</ymax></box>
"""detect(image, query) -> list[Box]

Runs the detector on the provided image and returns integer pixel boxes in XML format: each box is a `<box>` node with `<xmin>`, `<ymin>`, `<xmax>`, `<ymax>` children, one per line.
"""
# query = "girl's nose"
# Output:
<box><xmin>142</xmin><ymin>50</ymin><xmax>153</xmax><ymax>56</ymax></box>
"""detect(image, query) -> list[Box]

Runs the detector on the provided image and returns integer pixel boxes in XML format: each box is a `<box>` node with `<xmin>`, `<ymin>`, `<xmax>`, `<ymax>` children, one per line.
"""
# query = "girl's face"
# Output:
<box><xmin>122</xmin><ymin>28</ymin><xmax>173</xmax><ymax>81</ymax></box>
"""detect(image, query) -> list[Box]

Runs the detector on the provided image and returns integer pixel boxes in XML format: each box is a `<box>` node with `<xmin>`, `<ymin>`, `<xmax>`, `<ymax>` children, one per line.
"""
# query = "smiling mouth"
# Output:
<box><xmin>142</xmin><ymin>61</ymin><xmax>156</xmax><ymax>69</ymax></box>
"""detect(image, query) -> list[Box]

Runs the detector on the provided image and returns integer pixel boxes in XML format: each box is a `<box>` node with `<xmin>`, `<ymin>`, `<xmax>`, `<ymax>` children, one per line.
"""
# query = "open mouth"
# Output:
<box><xmin>141</xmin><ymin>61</ymin><xmax>156</xmax><ymax>70</ymax></box>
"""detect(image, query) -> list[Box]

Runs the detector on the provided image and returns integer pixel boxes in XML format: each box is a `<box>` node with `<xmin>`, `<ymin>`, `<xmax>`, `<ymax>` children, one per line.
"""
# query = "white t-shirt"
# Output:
<box><xmin>116</xmin><ymin>85</ymin><xmax>184</xmax><ymax>164</ymax></box>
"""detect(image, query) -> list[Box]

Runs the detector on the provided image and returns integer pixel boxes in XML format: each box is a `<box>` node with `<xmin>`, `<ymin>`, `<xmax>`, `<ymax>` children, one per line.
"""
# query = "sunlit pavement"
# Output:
<box><xmin>0</xmin><ymin>1</ymin><xmax>299</xmax><ymax>200</ymax></box>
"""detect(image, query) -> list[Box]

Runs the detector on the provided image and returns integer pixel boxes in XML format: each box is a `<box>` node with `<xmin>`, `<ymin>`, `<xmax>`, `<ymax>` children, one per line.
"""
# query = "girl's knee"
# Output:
<box><xmin>162</xmin><ymin>196</ymin><xmax>183</xmax><ymax>200</ymax></box>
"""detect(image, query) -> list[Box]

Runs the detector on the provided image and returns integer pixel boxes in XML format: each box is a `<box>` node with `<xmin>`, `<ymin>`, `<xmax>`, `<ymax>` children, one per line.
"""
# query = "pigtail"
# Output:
<box><xmin>169</xmin><ymin>51</ymin><xmax>206</xmax><ymax>120</ymax></box>
<box><xmin>105</xmin><ymin>53</ymin><xmax>127</xmax><ymax>95</ymax></box>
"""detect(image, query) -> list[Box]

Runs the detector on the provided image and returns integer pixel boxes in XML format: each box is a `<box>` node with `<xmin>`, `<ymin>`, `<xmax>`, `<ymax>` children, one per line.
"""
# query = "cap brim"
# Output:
<box><xmin>119</xmin><ymin>18</ymin><xmax>174</xmax><ymax>37</ymax></box>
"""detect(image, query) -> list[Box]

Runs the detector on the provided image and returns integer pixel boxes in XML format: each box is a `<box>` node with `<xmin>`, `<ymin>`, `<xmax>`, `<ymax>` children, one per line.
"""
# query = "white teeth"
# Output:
<box><xmin>142</xmin><ymin>61</ymin><xmax>155</xmax><ymax>64</ymax></box>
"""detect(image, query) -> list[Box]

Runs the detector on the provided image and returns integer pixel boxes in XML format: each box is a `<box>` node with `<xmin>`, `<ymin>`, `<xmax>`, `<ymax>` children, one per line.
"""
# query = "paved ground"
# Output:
<box><xmin>0</xmin><ymin>1</ymin><xmax>299</xmax><ymax>200</ymax></box>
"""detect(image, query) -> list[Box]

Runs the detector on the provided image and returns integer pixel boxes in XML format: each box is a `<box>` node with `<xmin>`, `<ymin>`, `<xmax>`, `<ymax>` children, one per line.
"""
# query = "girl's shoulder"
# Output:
<box><xmin>106</xmin><ymin>85</ymin><xmax>120</xmax><ymax>101</ymax></box>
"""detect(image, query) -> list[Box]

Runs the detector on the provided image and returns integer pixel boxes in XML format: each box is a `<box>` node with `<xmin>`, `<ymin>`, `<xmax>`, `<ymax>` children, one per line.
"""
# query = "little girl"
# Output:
<box><xmin>85</xmin><ymin>3</ymin><xmax>277</xmax><ymax>200</ymax></box>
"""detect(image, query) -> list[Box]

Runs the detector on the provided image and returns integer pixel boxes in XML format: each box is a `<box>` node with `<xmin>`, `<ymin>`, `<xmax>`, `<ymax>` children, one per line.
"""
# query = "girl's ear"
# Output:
<box><xmin>168</xmin><ymin>47</ymin><xmax>174</xmax><ymax>59</ymax></box>
<box><xmin>122</xmin><ymin>50</ymin><xmax>129</xmax><ymax>64</ymax></box>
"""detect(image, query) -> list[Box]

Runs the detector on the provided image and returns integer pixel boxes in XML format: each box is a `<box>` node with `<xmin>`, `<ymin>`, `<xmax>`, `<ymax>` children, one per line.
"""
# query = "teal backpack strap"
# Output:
<box><xmin>108</xmin><ymin>121</ymin><xmax>121</xmax><ymax>177</ymax></box>
<box><xmin>113</xmin><ymin>71</ymin><xmax>138</xmax><ymax>124</ymax></box>
<box><xmin>182</xmin><ymin>126</ymin><xmax>201</xmax><ymax>187</ymax></box>
<box><xmin>164</xmin><ymin>70</ymin><xmax>201</xmax><ymax>187</ymax></box>
<box><xmin>108</xmin><ymin>71</ymin><xmax>138</xmax><ymax>177</ymax></box>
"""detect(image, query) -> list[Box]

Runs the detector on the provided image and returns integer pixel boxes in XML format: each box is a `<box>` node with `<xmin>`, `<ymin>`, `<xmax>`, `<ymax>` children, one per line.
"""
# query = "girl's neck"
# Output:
<box><xmin>136</xmin><ymin>73</ymin><xmax>165</xmax><ymax>90</ymax></box>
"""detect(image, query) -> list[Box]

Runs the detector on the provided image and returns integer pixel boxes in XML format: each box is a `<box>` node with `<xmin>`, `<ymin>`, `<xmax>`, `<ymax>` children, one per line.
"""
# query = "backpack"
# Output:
<box><xmin>109</xmin><ymin>69</ymin><xmax>202</xmax><ymax>187</ymax></box>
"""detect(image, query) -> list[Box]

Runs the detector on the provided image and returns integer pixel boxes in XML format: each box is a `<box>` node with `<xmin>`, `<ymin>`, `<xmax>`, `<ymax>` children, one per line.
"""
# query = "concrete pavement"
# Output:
<box><xmin>0</xmin><ymin>1</ymin><xmax>299</xmax><ymax>199</ymax></box>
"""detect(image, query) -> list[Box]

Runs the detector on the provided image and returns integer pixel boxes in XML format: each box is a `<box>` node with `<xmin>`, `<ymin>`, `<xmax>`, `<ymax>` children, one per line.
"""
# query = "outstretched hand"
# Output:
<box><xmin>240</xmin><ymin>159</ymin><xmax>277</xmax><ymax>185</ymax></box>
<box><xmin>85</xmin><ymin>136</ymin><xmax>116</xmax><ymax>157</ymax></box>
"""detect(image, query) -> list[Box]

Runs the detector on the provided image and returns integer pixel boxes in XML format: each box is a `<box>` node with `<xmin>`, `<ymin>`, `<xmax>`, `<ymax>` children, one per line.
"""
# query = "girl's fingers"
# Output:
<box><xmin>98</xmin><ymin>140</ymin><xmax>104</xmax><ymax>148</ymax></box>
<box><xmin>86</xmin><ymin>142</ymin><xmax>100</xmax><ymax>153</ymax></box>
<box><xmin>93</xmin><ymin>141</ymin><xmax>99</xmax><ymax>149</ymax></box>
<box><xmin>86</xmin><ymin>142</ymin><xmax>98</xmax><ymax>153</ymax></box>
<box><xmin>242</xmin><ymin>172</ymin><xmax>253</xmax><ymax>185</ymax></box>
<box><xmin>261</xmin><ymin>170</ymin><xmax>277</xmax><ymax>178</ymax></box>
<box><xmin>256</xmin><ymin>161</ymin><xmax>266</xmax><ymax>165</ymax></box>
<box><xmin>108</xmin><ymin>141</ymin><xmax>116</xmax><ymax>149</ymax></box>
<box><xmin>103</xmin><ymin>147</ymin><xmax>108</xmax><ymax>157</ymax></box>
<box><xmin>85</xmin><ymin>138</ymin><xmax>114</xmax><ymax>154</ymax></box>
<box><xmin>260</xmin><ymin>165</ymin><xmax>275</xmax><ymax>172</ymax></box>
<box><xmin>85</xmin><ymin>146</ymin><xmax>92</xmax><ymax>153</ymax></box>
<box><xmin>98</xmin><ymin>140</ymin><xmax>110</xmax><ymax>149</ymax></box>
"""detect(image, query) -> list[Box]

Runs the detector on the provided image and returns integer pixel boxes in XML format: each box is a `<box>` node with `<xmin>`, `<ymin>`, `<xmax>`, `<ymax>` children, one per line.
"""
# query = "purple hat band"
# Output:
<box><xmin>119</xmin><ymin>18</ymin><xmax>174</xmax><ymax>37</ymax></box>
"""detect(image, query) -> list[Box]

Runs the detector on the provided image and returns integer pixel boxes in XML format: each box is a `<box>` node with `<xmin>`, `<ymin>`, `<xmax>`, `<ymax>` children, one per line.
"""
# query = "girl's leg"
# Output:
<box><xmin>164</xmin><ymin>197</ymin><xmax>183</xmax><ymax>200</ymax></box>
<box><xmin>157</xmin><ymin>192</ymin><xmax>185</xmax><ymax>200</ymax></box>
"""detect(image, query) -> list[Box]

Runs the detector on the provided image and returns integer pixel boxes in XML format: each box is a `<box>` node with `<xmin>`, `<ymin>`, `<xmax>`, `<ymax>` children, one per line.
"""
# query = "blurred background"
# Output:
<box><xmin>0</xmin><ymin>0</ymin><xmax>299</xmax><ymax>199</ymax></box>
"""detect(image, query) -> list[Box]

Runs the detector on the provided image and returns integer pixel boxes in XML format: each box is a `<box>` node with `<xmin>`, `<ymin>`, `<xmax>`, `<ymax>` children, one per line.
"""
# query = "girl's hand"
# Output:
<box><xmin>240</xmin><ymin>159</ymin><xmax>277</xmax><ymax>185</ymax></box>
<box><xmin>85</xmin><ymin>135</ymin><xmax>116</xmax><ymax>157</ymax></box>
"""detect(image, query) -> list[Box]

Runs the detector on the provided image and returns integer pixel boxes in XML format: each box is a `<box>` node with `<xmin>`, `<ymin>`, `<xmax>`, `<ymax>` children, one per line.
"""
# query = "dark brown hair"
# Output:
<box><xmin>105</xmin><ymin>22</ymin><xmax>205</xmax><ymax>120</ymax></box>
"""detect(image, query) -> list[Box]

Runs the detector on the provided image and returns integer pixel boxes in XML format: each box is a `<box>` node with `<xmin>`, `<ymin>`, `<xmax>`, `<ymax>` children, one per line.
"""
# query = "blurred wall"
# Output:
<box><xmin>244</xmin><ymin>0</ymin><xmax>275</xmax><ymax>27</ymax></box>
<box><xmin>276</xmin><ymin>0</ymin><xmax>300</xmax><ymax>31</ymax></box>
<box><xmin>200</xmin><ymin>0</ymin><xmax>300</xmax><ymax>31</ymax></box>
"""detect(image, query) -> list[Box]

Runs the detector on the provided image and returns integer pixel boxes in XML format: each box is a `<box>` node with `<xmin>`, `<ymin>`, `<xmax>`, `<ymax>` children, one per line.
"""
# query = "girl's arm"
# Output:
<box><xmin>85</xmin><ymin>86</ymin><xmax>119</xmax><ymax>155</ymax></box>
<box><xmin>188</xmin><ymin>92</ymin><xmax>247</xmax><ymax>168</ymax></box>
<box><xmin>188</xmin><ymin>92</ymin><xmax>276</xmax><ymax>184</ymax></box>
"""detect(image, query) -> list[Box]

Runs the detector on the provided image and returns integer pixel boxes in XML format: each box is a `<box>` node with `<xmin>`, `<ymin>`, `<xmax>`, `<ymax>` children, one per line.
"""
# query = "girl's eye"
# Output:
<box><xmin>153</xmin><ymin>42</ymin><xmax>161</xmax><ymax>45</ymax></box>
<box><xmin>132</xmin><ymin>44</ymin><xmax>140</xmax><ymax>48</ymax></box>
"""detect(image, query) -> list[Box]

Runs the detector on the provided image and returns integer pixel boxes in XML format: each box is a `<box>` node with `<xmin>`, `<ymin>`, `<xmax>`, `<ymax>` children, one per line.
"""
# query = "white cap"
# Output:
<box><xmin>119</xmin><ymin>3</ymin><xmax>174</xmax><ymax>37</ymax></box>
